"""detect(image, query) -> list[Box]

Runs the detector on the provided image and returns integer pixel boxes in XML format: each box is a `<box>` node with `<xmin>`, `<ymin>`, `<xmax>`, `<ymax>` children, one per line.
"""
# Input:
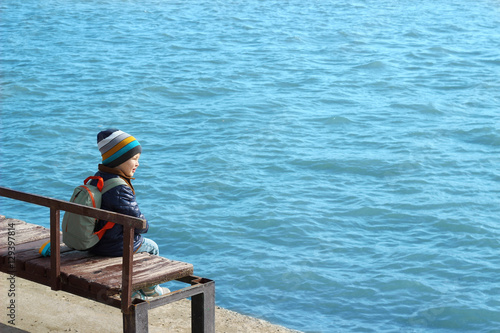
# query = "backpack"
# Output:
<box><xmin>62</xmin><ymin>176</ymin><xmax>127</xmax><ymax>250</ymax></box>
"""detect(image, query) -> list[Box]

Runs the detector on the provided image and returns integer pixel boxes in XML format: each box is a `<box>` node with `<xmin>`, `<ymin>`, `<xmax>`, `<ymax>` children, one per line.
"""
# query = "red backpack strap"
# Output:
<box><xmin>94</xmin><ymin>221</ymin><xmax>115</xmax><ymax>240</ymax></box>
<box><xmin>89</xmin><ymin>177</ymin><xmax>124</xmax><ymax>240</ymax></box>
<box><xmin>79</xmin><ymin>186</ymin><xmax>97</xmax><ymax>207</ymax></box>
<box><xmin>84</xmin><ymin>176</ymin><xmax>104</xmax><ymax>191</ymax></box>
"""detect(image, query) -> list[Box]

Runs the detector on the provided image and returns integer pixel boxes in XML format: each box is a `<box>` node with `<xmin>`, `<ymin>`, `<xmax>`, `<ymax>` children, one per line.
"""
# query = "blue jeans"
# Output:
<box><xmin>132</xmin><ymin>237</ymin><xmax>166</xmax><ymax>299</ymax></box>
<box><xmin>136</xmin><ymin>237</ymin><xmax>159</xmax><ymax>256</ymax></box>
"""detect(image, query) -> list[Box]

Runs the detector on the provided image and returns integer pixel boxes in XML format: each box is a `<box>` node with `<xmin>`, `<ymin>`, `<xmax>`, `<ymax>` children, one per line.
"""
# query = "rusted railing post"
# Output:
<box><xmin>122</xmin><ymin>226</ymin><xmax>134</xmax><ymax>314</ymax></box>
<box><xmin>50</xmin><ymin>207</ymin><xmax>61</xmax><ymax>291</ymax></box>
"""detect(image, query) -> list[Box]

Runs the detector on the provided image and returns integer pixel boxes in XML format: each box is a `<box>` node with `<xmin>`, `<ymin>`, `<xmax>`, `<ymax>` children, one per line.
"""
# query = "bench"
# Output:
<box><xmin>0</xmin><ymin>186</ymin><xmax>215</xmax><ymax>333</ymax></box>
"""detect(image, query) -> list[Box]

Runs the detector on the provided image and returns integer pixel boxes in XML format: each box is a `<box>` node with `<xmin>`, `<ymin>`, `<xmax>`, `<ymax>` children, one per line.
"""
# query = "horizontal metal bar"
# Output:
<box><xmin>0</xmin><ymin>186</ymin><xmax>146</xmax><ymax>229</ymax></box>
<box><xmin>132</xmin><ymin>277</ymin><xmax>215</xmax><ymax>310</ymax></box>
<box><xmin>177</xmin><ymin>276</ymin><xmax>213</xmax><ymax>285</ymax></box>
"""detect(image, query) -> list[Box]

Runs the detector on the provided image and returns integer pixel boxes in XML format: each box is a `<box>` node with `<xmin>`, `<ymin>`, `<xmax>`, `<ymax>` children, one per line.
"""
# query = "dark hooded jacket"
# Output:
<box><xmin>89</xmin><ymin>165</ymin><xmax>149</xmax><ymax>257</ymax></box>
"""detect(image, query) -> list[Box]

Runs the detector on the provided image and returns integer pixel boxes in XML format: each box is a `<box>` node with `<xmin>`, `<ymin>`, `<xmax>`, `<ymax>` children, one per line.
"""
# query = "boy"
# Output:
<box><xmin>39</xmin><ymin>128</ymin><xmax>166</xmax><ymax>299</ymax></box>
<box><xmin>90</xmin><ymin>128</ymin><xmax>149</xmax><ymax>257</ymax></box>
<box><xmin>90</xmin><ymin>128</ymin><xmax>168</xmax><ymax>299</ymax></box>
<box><xmin>42</xmin><ymin>129</ymin><xmax>168</xmax><ymax>299</ymax></box>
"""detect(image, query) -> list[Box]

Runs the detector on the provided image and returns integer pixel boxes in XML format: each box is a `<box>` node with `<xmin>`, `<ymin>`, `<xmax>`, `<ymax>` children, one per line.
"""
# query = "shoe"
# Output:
<box><xmin>39</xmin><ymin>241</ymin><xmax>51</xmax><ymax>257</ymax></box>
<box><xmin>141</xmin><ymin>285</ymin><xmax>170</xmax><ymax>298</ymax></box>
<box><xmin>131</xmin><ymin>290</ymin><xmax>148</xmax><ymax>300</ymax></box>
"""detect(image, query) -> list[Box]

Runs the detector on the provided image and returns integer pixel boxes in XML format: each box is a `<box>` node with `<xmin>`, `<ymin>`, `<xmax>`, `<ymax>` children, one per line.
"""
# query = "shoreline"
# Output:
<box><xmin>1</xmin><ymin>272</ymin><xmax>301</xmax><ymax>333</ymax></box>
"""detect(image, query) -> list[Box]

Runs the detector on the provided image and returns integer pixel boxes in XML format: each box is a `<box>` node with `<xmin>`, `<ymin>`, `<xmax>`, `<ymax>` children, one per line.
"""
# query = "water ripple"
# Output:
<box><xmin>2</xmin><ymin>0</ymin><xmax>500</xmax><ymax>332</ymax></box>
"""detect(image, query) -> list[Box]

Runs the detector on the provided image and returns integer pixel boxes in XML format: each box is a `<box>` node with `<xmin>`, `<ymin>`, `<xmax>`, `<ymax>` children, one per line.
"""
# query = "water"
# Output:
<box><xmin>1</xmin><ymin>0</ymin><xmax>500</xmax><ymax>332</ymax></box>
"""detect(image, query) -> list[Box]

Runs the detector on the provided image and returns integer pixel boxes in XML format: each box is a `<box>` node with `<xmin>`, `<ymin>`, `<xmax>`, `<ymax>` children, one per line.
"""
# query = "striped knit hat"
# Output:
<box><xmin>97</xmin><ymin>129</ymin><xmax>142</xmax><ymax>168</ymax></box>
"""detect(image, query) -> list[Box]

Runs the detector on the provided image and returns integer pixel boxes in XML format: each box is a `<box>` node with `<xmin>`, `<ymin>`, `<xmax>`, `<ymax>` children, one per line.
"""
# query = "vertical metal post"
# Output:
<box><xmin>122</xmin><ymin>226</ymin><xmax>134</xmax><ymax>314</ymax></box>
<box><xmin>191</xmin><ymin>280</ymin><xmax>215</xmax><ymax>333</ymax></box>
<box><xmin>50</xmin><ymin>207</ymin><xmax>61</xmax><ymax>290</ymax></box>
<box><xmin>123</xmin><ymin>303</ymin><xmax>149</xmax><ymax>333</ymax></box>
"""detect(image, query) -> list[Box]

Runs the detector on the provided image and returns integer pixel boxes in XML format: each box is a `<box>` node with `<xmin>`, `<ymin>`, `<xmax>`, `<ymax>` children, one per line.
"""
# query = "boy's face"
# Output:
<box><xmin>116</xmin><ymin>153</ymin><xmax>141</xmax><ymax>177</ymax></box>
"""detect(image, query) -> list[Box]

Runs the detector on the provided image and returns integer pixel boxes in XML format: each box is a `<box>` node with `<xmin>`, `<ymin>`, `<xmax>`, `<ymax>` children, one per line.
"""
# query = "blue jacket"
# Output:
<box><xmin>89</xmin><ymin>169</ymin><xmax>149</xmax><ymax>257</ymax></box>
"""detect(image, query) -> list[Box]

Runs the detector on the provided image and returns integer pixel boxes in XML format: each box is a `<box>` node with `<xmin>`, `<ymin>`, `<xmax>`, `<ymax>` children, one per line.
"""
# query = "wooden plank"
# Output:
<box><xmin>0</xmin><ymin>218</ymin><xmax>50</xmax><ymax>247</ymax></box>
<box><xmin>15</xmin><ymin>269</ymin><xmax>52</xmax><ymax>286</ymax></box>
<box><xmin>0</xmin><ymin>238</ymin><xmax>70</xmax><ymax>266</ymax></box>
<box><xmin>0</xmin><ymin>219</ymin><xmax>194</xmax><ymax>308</ymax></box>
<box><xmin>0</xmin><ymin>227</ymin><xmax>50</xmax><ymax>247</ymax></box>
<box><xmin>82</xmin><ymin>254</ymin><xmax>194</xmax><ymax>293</ymax></box>
<box><xmin>0</xmin><ymin>238</ymin><xmax>50</xmax><ymax>256</ymax></box>
<box><xmin>64</xmin><ymin>256</ymin><xmax>123</xmax><ymax>292</ymax></box>
<box><xmin>20</xmin><ymin>250</ymin><xmax>193</xmax><ymax>296</ymax></box>
<box><xmin>128</xmin><ymin>256</ymin><xmax>194</xmax><ymax>291</ymax></box>
<box><xmin>62</xmin><ymin>255</ymin><xmax>122</xmax><ymax>273</ymax></box>
<box><xmin>22</xmin><ymin>250</ymin><xmax>89</xmax><ymax>283</ymax></box>
<box><xmin>89</xmin><ymin>255</ymin><xmax>193</xmax><ymax>292</ymax></box>
<box><xmin>10</xmin><ymin>227</ymin><xmax>50</xmax><ymax>246</ymax></box>
<box><xmin>0</xmin><ymin>217</ymin><xmax>33</xmax><ymax>234</ymax></box>
<box><xmin>0</xmin><ymin>244</ymin><xmax>55</xmax><ymax>274</ymax></box>
<box><xmin>25</xmin><ymin>250</ymin><xmax>95</xmax><ymax>272</ymax></box>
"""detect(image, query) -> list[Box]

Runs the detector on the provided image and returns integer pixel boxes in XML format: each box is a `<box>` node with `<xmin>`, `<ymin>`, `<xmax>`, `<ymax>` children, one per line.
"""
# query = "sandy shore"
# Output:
<box><xmin>1</xmin><ymin>272</ymin><xmax>301</xmax><ymax>333</ymax></box>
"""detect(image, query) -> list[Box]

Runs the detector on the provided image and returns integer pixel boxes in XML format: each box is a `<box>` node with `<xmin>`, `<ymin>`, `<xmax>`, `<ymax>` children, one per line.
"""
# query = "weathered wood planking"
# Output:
<box><xmin>0</xmin><ymin>218</ymin><xmax>194</xmax><ymax>297</ymax></box>
<box><xmin>0</xmin><ymin>217</ymin><xmax>51</xmax><ymax>246</ymax></box>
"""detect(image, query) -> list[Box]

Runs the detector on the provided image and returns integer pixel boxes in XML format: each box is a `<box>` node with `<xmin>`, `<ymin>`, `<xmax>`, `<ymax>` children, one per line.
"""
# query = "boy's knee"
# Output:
<box><xmin>140</xmin><ymin>237</ymin><xmax>159</xmax><ymax>255</ymax></box>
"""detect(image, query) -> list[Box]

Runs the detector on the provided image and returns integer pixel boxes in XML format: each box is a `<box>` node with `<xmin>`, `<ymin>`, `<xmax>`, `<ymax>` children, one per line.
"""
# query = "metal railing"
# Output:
<box><xmin>0</xmin><ymin>185</ymin><xmax>146</xmax><ymax>314</ymax></box>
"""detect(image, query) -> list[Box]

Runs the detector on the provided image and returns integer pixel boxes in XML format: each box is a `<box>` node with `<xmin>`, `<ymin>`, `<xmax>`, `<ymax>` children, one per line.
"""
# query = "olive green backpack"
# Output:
<box><xmin>62</xmin><ymin>176</ymin><xmax>126</xmax><ymax>250</ymax></box>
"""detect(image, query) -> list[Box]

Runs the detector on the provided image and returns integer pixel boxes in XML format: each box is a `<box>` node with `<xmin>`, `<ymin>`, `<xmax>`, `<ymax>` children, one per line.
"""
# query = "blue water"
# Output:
<box><xmin>2</xmin><ymin>0</ymin><xmax>500</xmax><ymax>332</ymax></box>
